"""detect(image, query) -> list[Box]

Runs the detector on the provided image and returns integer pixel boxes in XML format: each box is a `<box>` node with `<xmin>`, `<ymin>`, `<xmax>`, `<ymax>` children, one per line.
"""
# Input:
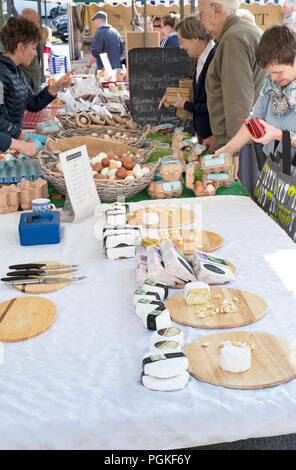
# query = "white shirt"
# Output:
<box><xmin>196</xmin><ymin>39</ymin><xmax>215</xmax><ymax>83</ymax></box>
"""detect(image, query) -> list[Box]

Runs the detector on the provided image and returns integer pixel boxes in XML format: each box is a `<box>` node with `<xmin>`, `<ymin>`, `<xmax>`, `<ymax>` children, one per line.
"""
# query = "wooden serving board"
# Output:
<box><xmin>13</xmin><ymin>261</ymin><xmax>72</xmax><ymax>295</ymax></box>
<box><xmin>165</xmin><ymin>288</ymin><xmax>267</xmax><ymax>329</ymax></box>
<box><xmin>0</xmin><ymin>296</ymin><xmax>56</xmax><ymax>342</ymax></box>
<box><xmin>184</xmin><ymin>331</ymin><xmax>296</xmax><ymax>389</ymax></box>
<box><xmin>142</xmin><ymin>229</ymin><xmax>224</xmax><ymax>254</ymax></box>
<box><xmin>127</xmin><ymin>206</ymin><xmax>195</xmax><ymax>228</ymax></box>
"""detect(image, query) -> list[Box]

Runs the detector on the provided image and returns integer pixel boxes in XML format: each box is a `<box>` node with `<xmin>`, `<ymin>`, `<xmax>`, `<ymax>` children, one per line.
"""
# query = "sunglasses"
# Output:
<box><xmin>153</xmin><ymin>24</ymin><xmax>161</xmax><ymax>28</ymax></box>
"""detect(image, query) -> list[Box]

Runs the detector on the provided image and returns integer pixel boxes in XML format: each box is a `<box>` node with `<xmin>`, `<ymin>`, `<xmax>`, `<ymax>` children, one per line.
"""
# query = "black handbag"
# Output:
<box><xmin>253</xmin><ymin>130</ymin><xmax>296</xmax><ymax>242</ymax></box>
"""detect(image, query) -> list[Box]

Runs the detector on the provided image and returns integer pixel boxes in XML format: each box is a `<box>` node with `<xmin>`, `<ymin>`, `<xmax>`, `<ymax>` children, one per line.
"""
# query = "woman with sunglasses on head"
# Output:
<box><xmin>159</xmin><ymin>15</ymin><xmax>216</xmax><ymax>152</ymax></box>
<box><xmin>215</xmin><ymin>25</ymin><xmax>296</xmax><ymax>177</ymax></box>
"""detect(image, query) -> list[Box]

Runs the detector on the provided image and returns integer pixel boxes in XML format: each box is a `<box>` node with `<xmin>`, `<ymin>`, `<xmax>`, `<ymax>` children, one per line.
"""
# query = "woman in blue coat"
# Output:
<box><xmin>0</xmin><ymin>16</ymin><xmax>73</xmax><ymax>140</ymax></box>
<box><xmin>159</xmin><ymin>16</ymin><xmax>216</xmax><ymax>152</ymax></box>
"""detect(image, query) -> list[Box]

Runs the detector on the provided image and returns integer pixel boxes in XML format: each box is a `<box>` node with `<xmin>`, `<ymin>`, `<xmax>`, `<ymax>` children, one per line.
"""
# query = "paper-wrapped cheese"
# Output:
<box><xmin>146</xmin><ymin>245</ymin><xmax>181</xmax><ymax>287</ymax></box>
<box><xmin>190</xmin><ymin>251</ymin><xmax>235</xmax><ymax>284</ymax></box>
<box><xmin>142</xmin><ymin>371</ymin><xmax>189</xmax><ymax>391</ymax></box>
<box><xmin>184</xmin><ymin>281</ymin><xmax>211</xmax><ymax>305</ymax></box>
<box><xmin>160</xmin><ymin>240</ymin><xmax>197</xmax><ymax>283</ymax></box>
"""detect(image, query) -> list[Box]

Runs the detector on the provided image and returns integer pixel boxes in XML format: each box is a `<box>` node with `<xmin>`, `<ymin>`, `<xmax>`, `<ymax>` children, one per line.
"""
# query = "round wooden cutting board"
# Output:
<box><xmin>127</xmin><ymin>206</ymin><xmax>195</xmax><ymax>228</ymax></box>
<box><xmin>184</xmin><ymin>331</ymin><xmax>296</xmax><ymax>389</ymax></box>
<box><xmin>0</xmin><ymin>296</ymin><xmax>56</xmax><ymax>342</ymax></box>
<box><xmin>142</xmin><ymin>229</ymin><xmax>224</xmax><ymax>254</ymax></box>
<box><xmin>13</xmin><ymin>261</ymin><xmax>72</xmax><ymax>295</ymax></box>
<box><xmin>165</xmin><ymin>288</ymin><xmax>268</xmax><ymax>329</ymax></box>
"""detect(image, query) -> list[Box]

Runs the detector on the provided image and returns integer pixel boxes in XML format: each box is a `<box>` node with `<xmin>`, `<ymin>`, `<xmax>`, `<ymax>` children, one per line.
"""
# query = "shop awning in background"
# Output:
<box><xmin>70</xmin><ymin>0</ymin><xmax>283</xmax><ymax>5</ymax></box>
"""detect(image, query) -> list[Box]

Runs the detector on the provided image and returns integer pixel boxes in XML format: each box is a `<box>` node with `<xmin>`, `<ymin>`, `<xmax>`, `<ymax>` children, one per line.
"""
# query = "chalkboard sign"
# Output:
<box><xmin>128</xmin><ymin>48</ymin><xmax>194</xmax><ymax>133</ymax></box>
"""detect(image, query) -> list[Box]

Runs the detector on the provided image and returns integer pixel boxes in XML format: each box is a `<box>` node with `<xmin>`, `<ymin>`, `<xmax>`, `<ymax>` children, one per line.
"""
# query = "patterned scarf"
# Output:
<box><xmin>260</xmin><ymin>74</ymin><xmax>296</xmax><ymax>117</ymax></box>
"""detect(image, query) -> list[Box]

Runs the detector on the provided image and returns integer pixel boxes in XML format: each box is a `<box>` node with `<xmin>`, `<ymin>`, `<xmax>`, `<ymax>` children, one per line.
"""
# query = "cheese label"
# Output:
<box><xmin>158</xmin><ymin>327</ymin><xmax>181</xmax><ymax>337</ymax></box>
<box><xmin>154</xmin><ymin>341</ymin><xmax>179</xmax><ymax>350</ymax></box>
<box><xmin>142</xmin><ymin>351</ymin><xmax>186</xmax><ymax>366</ymax></box>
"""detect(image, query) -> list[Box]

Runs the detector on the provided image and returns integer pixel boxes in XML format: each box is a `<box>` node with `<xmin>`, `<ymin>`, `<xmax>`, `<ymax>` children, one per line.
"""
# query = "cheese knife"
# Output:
<box><xmin>1</xmin><ymin>276</ymin><xmax>86</xmax><ymax>285</ymax></box>
<box><xmin>8</xmin><ymin>263</ymin><xmax>79</xmax><ymax>270</ymax></box>
<box><xmin>6</xmin><ymin>269</ymin><xmax>78</xmax><ymax>277</ymax></box>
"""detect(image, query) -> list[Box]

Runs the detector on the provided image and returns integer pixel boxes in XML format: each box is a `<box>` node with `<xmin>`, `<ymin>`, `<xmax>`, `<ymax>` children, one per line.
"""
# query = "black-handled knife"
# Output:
<box><xmin>8</xmin><ymin>263</ymin><xmax>79</xmax><ymax>270</ymax></box>
<box><xmin>6</xmin><ymin>269</ymin><xmax>77</xmax><ymax>277</ymax></box>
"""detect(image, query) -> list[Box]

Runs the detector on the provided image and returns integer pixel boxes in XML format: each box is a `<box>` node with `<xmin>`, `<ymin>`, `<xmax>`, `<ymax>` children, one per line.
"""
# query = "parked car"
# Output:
<box><xmin>6</xmin><ymin>0</ymin><xmax>62</xmax><ymax>18</ymax></box>
<box><xmin>52</xmin><ymin>14</ymin><xmax>68</xmax><ymax>42</ymax></box>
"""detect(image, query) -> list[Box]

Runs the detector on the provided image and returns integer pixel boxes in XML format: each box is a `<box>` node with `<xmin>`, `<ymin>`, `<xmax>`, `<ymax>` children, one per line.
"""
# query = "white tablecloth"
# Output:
<box><xmin>0</xmin><ymin>195</ymin><xmax>296</xmax><ymax>450</ymax></box>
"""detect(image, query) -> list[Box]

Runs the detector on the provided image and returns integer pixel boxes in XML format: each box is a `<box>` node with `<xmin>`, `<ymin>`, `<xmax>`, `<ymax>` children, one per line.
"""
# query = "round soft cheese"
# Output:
<box><xmin>150</xmin><ymin>327</ymin><xmax>184</xmax><ymax>348</ymax></box>
<box><xmin>219</xmin><ymin>344</ymin><xmax>251</xmax><ymax>373</ymax></box>
<box><xmin>150</xmin><ymin>340</ymin><xmax>182</xmax><ymax>355</ymax></box>
<box><xmin>142</xmin><ymin>371</ymin><xmax>189</xmax><ymax>391</ymax></box>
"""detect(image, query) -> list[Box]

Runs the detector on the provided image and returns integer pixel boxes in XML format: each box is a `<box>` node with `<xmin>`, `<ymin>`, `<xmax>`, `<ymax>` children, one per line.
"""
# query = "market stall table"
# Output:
<box><xmin>0</xmin><ymin>195</ymin><xmax>296</xmax><ymax>450</ymax></box>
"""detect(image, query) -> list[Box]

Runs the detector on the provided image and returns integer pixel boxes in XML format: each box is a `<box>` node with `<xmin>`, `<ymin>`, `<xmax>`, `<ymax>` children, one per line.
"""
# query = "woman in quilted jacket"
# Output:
<box><xmin>0</xmin><ymin>16</ymin><xmax>73</xmax><ymax>140</ymax></box>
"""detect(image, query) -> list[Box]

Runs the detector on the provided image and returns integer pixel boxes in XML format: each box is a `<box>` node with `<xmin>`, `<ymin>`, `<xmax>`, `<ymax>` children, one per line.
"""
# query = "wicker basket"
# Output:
<box><xmin>38</xmin><ymin>149</ymin><xmax>160</xmax><ymax>202</ymax></box>
<box><xmin>45</xmin><ymin>135</ymin><xmax>155</xmax><ymax>165</ymax></box>
<box><xmin>55</xmin><ymin>111</ymin><xmax>144</xmax><ymax>132</ymax></box>
<box><xmin>58</xmin><ymin>124</ymin><xmax>150</xmax><ymax>148</ymax></box>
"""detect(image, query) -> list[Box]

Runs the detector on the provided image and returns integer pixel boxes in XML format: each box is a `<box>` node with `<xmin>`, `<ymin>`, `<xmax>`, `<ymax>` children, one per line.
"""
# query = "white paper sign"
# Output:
<box><xmin>100</xmin><ymin>52</ymin><xmax>114</xmax><ymax>78</ymax></box>
<box><xmin>59</xmin><ymin>145</ymin><xmax>100</xmax><ymax>223</ymax></box>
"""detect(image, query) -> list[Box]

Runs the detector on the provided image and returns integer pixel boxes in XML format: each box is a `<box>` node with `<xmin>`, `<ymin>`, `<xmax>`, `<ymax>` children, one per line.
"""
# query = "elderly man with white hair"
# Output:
<box><xmin>198</xmin><ymin>0</ymin><xmax>265</xmax><ymax>191</ymax></box>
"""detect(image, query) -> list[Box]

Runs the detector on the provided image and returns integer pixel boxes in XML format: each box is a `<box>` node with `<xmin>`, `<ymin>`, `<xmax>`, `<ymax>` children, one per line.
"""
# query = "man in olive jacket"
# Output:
<box><xmin>199</xmin><ymin>0</ymin><xmax>265</xmax><ymax>190</ymax></box>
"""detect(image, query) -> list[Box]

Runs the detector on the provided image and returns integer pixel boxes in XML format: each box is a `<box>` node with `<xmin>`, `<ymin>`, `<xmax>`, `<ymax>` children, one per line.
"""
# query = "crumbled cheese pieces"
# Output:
<box><xmin>218</xmin><ymin>340</ymin><xmax>255</xmax><ymax>351</ymax></box>
<box><xmin>195</xmin><ymin>297</ymin><xmax>239</xmax><ymax>318</ymax></box>
<box><xmin>200</xmin><ymin>340</ymin><xmax>255</xmax><ymax>350</ymax></box>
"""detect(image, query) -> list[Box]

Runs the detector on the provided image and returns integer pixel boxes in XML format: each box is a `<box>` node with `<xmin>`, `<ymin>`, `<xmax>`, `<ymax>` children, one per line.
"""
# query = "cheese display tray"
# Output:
<box><xmin>142</xmin><ymin>229</ymin><xmax>224</xmax><ymax>254</ymax></box>
<box><xmin>12</xmin><ymin>261</ymin><xmax>72</xmax><ymax>294</ymax></box>
<box><xmin>184</xmin><ymin>331</ymin><xmax>296</xmax><ymax>389</ymax></box>
<box><xmin>165</xmin><ymin>288</ymin><xmax>267</xmax><ymax>329</ymax></box>
<box><xmin>0</xmin><ymin>296</ymin><xmax>56</xmax><ymax>342</ymax></box>
<box><xmin>126</xmin><ymin>206</ymin><xmax>195</xmax><ymax>228</ymax></box>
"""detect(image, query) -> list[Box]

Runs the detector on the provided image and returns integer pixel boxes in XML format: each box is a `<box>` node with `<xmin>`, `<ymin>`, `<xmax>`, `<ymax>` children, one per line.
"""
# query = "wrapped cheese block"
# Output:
<box><xmin>142</xmin><ymin>371</ymin><xmax>189</xmax><ymax>391</ymax></box>
<box><xmin>105</xmin><ymin>206</ymin><xmax>126</xmax><ymax>226</ymax></box>
<box><xmin>103</xmin><ymin>225</ymin><xmax>140</xmax><ymax>243</ymax></box>
<box><xmin>135</xmin><ymin>299</ymin><xmax>165</xmax><ymax>318</ymax></box>
<box><xmin>190</xmin><ymin>251</ymin><xmax>235</xmax><ymax>284</ymax></box>
<box><xmin>219</xmin><ymin>343</ymin><xmax>251</xmax><ymax>373</ymax></box>
<box><xmin>105</xmin><ymin>246</ymin><xmax>136</xmax><ymax>259</ymax></box>
<box><xmin>184</xmin><ymin>281</ymin><xmax>211</xmax><ymax>305</ymax></box>
<box><xmin>160</xmin><ymin>240</ymin><xmax>197</xmax><ymax>283</ymax></box>
<box><xmin>142</xmin><ymin>306</ymin><xmax>172</xmax><ymax>330</ymax></box>
<box><xmin>133</xmin><ymin>289</ymin><xmax>161</xmax><ymax>305</ymax></box>
<box><xmin>142</xmin><ymin>279</ymin><xmax>169</xmax><ymax>300</ymax></box>
<box><xmin>151</xmin><ymin>327</ymin><xmax>184</xmax><ymax>349</ymax></box>
<box><xmin>142</xmin><ymin>351</ymin><xmax>189</xmax><ymax>378</ymax></box>
<box><xmin>146</xmin><ymin>245</ymin><xmax>182</xmax><ymax>287</ymax></box>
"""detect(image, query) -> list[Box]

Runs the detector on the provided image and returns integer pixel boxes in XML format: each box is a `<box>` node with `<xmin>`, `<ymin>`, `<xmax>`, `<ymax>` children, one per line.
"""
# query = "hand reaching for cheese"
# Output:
<box><xmin>48</xmin><ymin>69</ymin><xmax>76</xmax><ymax>96</ymax></box>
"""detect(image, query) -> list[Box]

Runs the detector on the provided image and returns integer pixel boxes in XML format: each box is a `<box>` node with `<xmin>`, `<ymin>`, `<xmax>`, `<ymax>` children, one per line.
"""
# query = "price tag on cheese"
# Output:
<box><xmin>59</xmin><ymin>145</ymin><xmax>100</xmax><ymax>223</ymax></box>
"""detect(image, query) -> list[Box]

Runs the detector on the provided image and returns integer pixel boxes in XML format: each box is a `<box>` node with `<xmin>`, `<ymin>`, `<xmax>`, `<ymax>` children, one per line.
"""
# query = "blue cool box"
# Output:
<box><xmin>19</xmin><ymin>211</ymin><xmax>60</xmax><ymax>246</ymax></box>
